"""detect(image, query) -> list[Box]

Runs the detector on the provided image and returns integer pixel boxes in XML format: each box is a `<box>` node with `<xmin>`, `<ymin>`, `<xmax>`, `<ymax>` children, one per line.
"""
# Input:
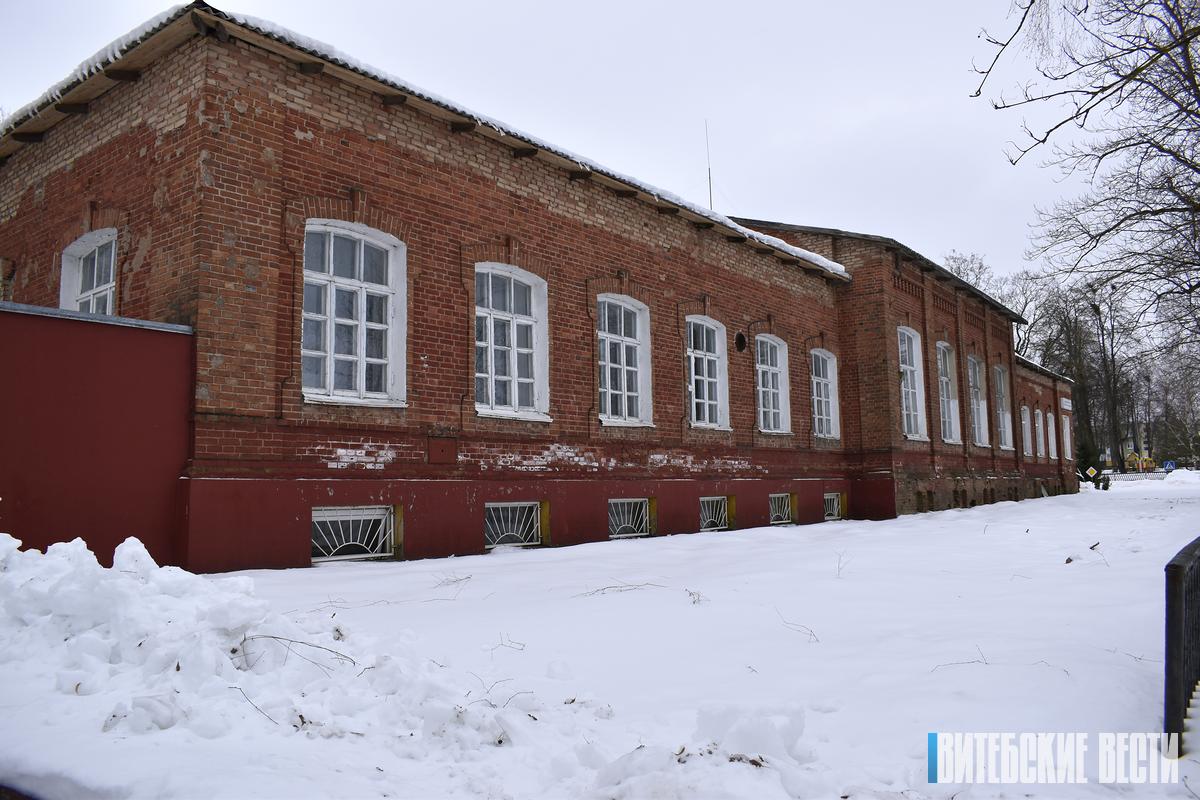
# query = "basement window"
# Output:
<box><xmin>823</xmin><ymin>492</ymin><xmax>843</xmax><ymax>521</ymax></box>
<box><xmin>699</xmin><ymin>496</ymin><xmax>729</xmax><ymax>531</ymax></box>
<box><xmin>311</xmin><ymin>505</ymin><xmax>395</xmax><ymax>562</ymax></box>
<box><xmin>608</xmin><ymin>498</ymin><xmax>650</xmax><ymax>538</ymax></box>
<box><xmin>60</xmin><ymin>228</ymin><xmax>117</xmax><ymax>315</ymax></box>
<box><xmin>769</xmin><ymin>493</ymin><xmax>793</xmax><ymax>525</ymax></box>
<box><xmin>484</xmin><ymin>501</ymin><xmax>543</xmax><ymax>548</ymax></box>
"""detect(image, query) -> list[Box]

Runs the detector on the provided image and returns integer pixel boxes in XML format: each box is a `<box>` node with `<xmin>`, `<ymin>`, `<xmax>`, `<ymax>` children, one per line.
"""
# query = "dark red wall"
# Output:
<box><xmin>0</xmin><ymin>305</ymin><xmax>192</xmax><ymax>565</ymax></box>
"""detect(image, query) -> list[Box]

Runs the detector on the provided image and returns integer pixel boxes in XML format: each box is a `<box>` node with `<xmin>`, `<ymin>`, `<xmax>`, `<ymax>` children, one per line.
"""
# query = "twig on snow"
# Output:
<box><xmin>228</xmin><ymin>686</ymin><xmax>277</xmax><ymax>725</ymax></box>
<box><xmin>774</xmin><ymin>607</ymin><xmax>819</xmax><ymax>642</ymax></box>
<box><xmin>574</xmin><ymin>581</ymin><xmax>665</xmax><ymax>597</ymax></box>
<box><xmin>932</xmin><ymin>646</ymin><xmax>990</xmax><ymax>672</ymax></box>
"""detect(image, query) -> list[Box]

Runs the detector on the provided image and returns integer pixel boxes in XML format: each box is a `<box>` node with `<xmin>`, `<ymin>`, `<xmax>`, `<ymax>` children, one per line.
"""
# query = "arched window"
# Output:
<box><xmin>992</xmin><ymin>365</ymin><xmax>1013</xmax><ymax>449</ymax></box>
<box><xmin>897</xmin><ymin>326</ymin><xmax>926</xmax><ymax>438</ymax></box>
<box><xmin>686</xmin><ymin>315</ymin><xmax>729</xmax><ymax>429</ymax></box>
<box><xmin>597</xmin><ymin>294</ymin><xmax>652</xmax><ymax>426</ymax></box>
<box><xmin>810</xmin><ymin>348</ymin><xmax>840</xmax><ymax>438</ymax></box>
<box><xmin>1061</xmin><ymin>414</ymin><xmax>1073</xmax><ymax>460</ymax></box>
<box><xmin>1035</xmin><ymin>409</ymin><xmax>1046</xmax><ymax>458</ymax></box>
<box><xmin>1047</xmin><ymin>411</ymin><xmax>1058</xmax><ymax>460</ymax></box>
<box><xmin>935</xmin><ymin>342</ymin><xmax>959</xmax><ymax>443</ymax></box>
<box><xmin>60</xmin><ymin>228</ymin><xmax>117</xmax><ymax>315</ymax></box>
<box><xmin>755</xmin><ymin>334</ymin><xmax>791</xmax><ymax>433</ymax></box>
<box><xmin>474</xmin><ymin>262</ymin><xmax>550</xmax><ymax>420</ymax></box>
<box><xmin>302</xmin><ymin>220</ymin><xmax>407</xmax><ymax>405</ymax></box>
<box><xmin>967</xmin><ymin>355</ymin><xmax>989</xmax><ymax>446</ymax></box>
<box><xmin>1021</xmin><ymin>406</ymin><xmax>1033</xmax><ymax>455</ymax></box>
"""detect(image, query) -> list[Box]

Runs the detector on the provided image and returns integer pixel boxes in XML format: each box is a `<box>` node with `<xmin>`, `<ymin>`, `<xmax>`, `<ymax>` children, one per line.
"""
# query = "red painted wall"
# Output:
<box><xmin>0</xmin><ymin>306</ymin><xmax>192</xmax><ymax>565</ymax></box>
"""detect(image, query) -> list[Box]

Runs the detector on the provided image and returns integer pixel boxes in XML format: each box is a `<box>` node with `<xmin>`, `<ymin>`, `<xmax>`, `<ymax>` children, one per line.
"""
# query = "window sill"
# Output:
<box><xmin>304</xmin><ymin>392</ymin><xmax>408</xmax><ymax>409</ymax></box>
<box><xmin>814</xmin><ymin>433</ymin><xmax>841</xmax><ymax>441</ymax></box>
<box><xmin>998</xmin><ymin>445</ymin><xmax>1015</xmax><ymax>451</ymax></box>
<box><xmin>690</xmin><ymin>423</ymin><xmax>733</xmax><ymax>432</ymax></box>
<box><xmin>599</xmin><ymin>417</ymin><xmax>655</xmax><ymax>428</ymax></box>
<box><xmin>904</xmin><ymin>434</ymin><xmax>929</xmax><ymax>442</ymax></box>
<box><xmin>972</xmin><ymin>441</ymin><xmax>991</xmax><ymax>448</ymax></box>
<box><xmin>942</xmin><ymin>438</ymin><xmax>961</xmax><ymax>445</ymax></box>
<box><xmin>475</xmin><ymin>406</ymin><xmax>552</xmax><ymax>423</ymax></box>
<box><xmin>758</xmin><ymin>429</ymin><xmax>793</xmax><ymax>436</ymax></box>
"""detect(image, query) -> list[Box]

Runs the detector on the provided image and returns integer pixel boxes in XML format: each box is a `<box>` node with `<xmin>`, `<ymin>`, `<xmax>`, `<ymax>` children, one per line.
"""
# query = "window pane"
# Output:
<box><xmin>335</xmin><ymin>288</ymin><xmax>357</xmax><ymax>320</ymax></box>
<box><xmin>93</xmin><ymin>294</ymin><xmax>109</xmax><ymax>315</ymax></box>
<box><xmin>494</xmin><ymin>319</ymin><xmax>510</xmax><ymax>347</ymax></box>
<box><xmin>609</xmin><ymin>340</ymin><xmax>621</xmax><ymax>364</ymax></box>
<box><xmin>475</xmin><ymin>272</ymin><xmax>489</xmax><ymax>308</ymax></box>
<box><xmin>706</xmin><ymin>359</ymin><xmax>717</xmax><ymax>379</ymax></box>
<box><xmin>304</xmin><ymin>232</ymin><xmax>327</xmax><ymax>273</ymax></box>
<box><xmin>475</xmin><ymin>314</ymin><xmax>488</xmax><ymax>342</ymax></box>
<box><xmin>610</xmin><ymin>365</ymin><xmax>622</xmax><ymax>390</ymax></box>
<box><xmin>690</xmin><ymin>323</ymin><xmax>702</xmax><ymax>351</ymax></box>
<box><xmin>517</xmin><ymin>382</ymin><xmax>533</xmax><ymax>408</ymax></box>
<box><xmin>97</xmin><ymin>243</ymin><xmax>114</xmax><ymax>284</ymax></box>
<box><xmin>597</xmin><ymin>301</ymin><xmax>609</xmax><ymax>333</ymax></box>
<box><xmin>705</xmin><ymin>327</ymin><xmax>716</xmax><ymax>353</ymax></box>
<box><xmin>708</xmin><ymin>401</ymin><xmax>717</xmax><ymax>422</ymax></box>
<box><xmin>516</xmin><ymin>323</ymin><xmax>532</xmax><ymax>349</ymax></box>
<box><xmin>332</xmin><ymin>235</ymin><xmax>358</xmax><ymax>279</ymax></box>
<box><xmin>366</xmin><ymin>328</ymin><xmax>385</xmax><ymax>359</ymax></box>
<box><xmin>513</xmin><ymin>281</ymin><xmax>531</xmax><ymax>315</ymax></box>
<box><xmin>475</xmin><ymin>377</ymin><xmax>489</xmax><ymax>404</ymax></box>
<box><xmin>606</xmin><ymin>303</ymin><xmax>621</xmax><ymax>335</ymax></box>
<box><xmin>334</xmin><ymin>359</ymin><xmax>356</xmax><ymax>390</ymax></box>
<box><xmin>491</xmin><ymin>274</ymin><xmax>510</xmax><ymax>312</ymax></box>
<box><xmin>626</xmin><ymin>344</ymin><xmax>637</xmax><ymax>368</ymax></box>
<box><xmin>494</xmin><ymin>347</ymin><xmax>510</xmax><ymax>377</ymax></box>
<box><xmin>475</xmin><ymin>345</ymin><xmax>488</xmax><ymax>374</ymax></box>
<box><xmin>495</xmin><ymin>378</ymin><xmax>511</xmax><ymax>406</ymax></box>
<box><xmin>304</xmin><ymin>283</ymin><xmax>325</xmax><ymax>314</ymax></box>
<box><xmin>517</xmin><ymin>351</ymin><xmax>533</xmax><ymax>379</ymax></box>
<box><xmin>627</xmin><ymin>395</ymin><xmax>638</xmax><ymax>418</ymax></box>
<box><xmin>78</xmin><ymin>299</ymin><xmax>91</xmax><ymax>312</ymax></box>
<box><xmin>335</xmin><ymin>323</ymin><xmax>356</xmax><ymax>355</ymax></box>
<box><xmin>365</xmin><ymin>363</ymin><xmax>385</xmax><ymax>393</ymax></box>
<box><xmin>82</xmin><ymin>253</ymin><xmax>96</xmax><ymax>292</ymax></box>
<box><xmin>302</xmin><ymin>355</ymin><xmax>325</xmax><ymax>388</ymax></box>
<box><xmin>366</xmin><ymin>294</ymin><xmax>387</xmax><ymax>324</ymax></box>
<box><xmin>624</xmin><ymin>308</ymin><xmax>636</xmax><ymax>338</ymax></box>
<box><xmin>626</xmin><ymin>368</ymin><xmax>637</xmax><ymax>391</ymax></box>
<box><xmin>302</xmin><ymin>318</ymin><xmax>324</xmax><ymax>351</ymax></box>
<box><xmin>363</xmin><ymin>244</ymin><xmax>387</xmax><ymax>285</ymax></box>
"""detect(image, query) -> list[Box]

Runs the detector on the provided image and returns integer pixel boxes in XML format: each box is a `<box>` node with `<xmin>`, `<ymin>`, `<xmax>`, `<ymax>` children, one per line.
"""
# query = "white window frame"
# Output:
<box><xmin>60</xmin><ymin>228</ymin><xmax>118</xmax><ymax>316</ymax></box>
<box><xmin>755</xmin><ymin>334</ymin><xmax>792</xmax><ymax>434</ymax></box>
<box><xmin>810</xmin><ymin>348</ymin><xmax>841</xmax><ymax>439</ymax></box>
<box><xmin>301</xmin><ymin>219</ymin><xmax>407</xmax><ymax>407</ymax></box>
<box><xmin>992</xmin><ymin>365</ymin><xmax>1014</xmax><ymax>450</ymax></box>
<box><xmin>608</xmin><ymin>498</ymin><xmax>650</xmax><ymax>538</ymax></box>
<box><xmin>897</xmin><ymin>326</ymin><xmax>927</xmax><ymax>439</ymax></box>
<box><xmin>1021</xmin><ymin>406</ymin><xmax>1033</xmax><ymax>455</ymax></box>
<box><xmin>1061</xmin><ymin>414</ymin><xmax>1073</xmax><ymax>459</ymax></box>
<box><xmin>686</xmin><ymin>315</ymin><xmax>730</xmax><ymax>429</ymax></box>
<box><xmin>474</xmin><ymin>262</ymin><xmax>551</xmax><ymax>422</ymax></box>
<box><xmin>967</xmin><ymin>355</ymin><xmax>989</xmax><ymax>446</ymax></box>
<box><xmin>597</xmin><ymin>294</ymin><xmax>653</xmax><ymax>427</ymax></box>
<box><xmin>1035</xmin><ymin>409</ymin><xmax>1046</xmax><ymax>458</ymax></box>
<box><xmin>1047</xmin><ymin>411</ymin><xmax>1058</xmax><ymax>460</ymax></box>
<box><xmin>935</xmin><ymin>342</ymin><xmax>960</xmax><ymax>443</ymax></box>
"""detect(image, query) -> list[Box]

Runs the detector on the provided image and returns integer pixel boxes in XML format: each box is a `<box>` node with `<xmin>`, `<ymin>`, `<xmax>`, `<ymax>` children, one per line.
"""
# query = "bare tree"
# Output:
<box><xmin>975</xmin><ymin>0</ymin><xmax>1200</xmax><ymax>341</ymax></box>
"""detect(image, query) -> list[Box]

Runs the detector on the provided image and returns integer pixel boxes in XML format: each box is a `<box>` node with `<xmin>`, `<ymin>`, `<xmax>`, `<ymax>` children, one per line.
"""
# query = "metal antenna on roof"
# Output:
<box><xmin>704</xmin><ymin>120</ymin><xmax>714</xmax><ymax>211</ymax></box>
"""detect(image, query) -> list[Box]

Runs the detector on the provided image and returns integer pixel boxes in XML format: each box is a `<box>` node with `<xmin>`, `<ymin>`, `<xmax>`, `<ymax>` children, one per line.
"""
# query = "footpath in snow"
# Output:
<box><xmin>3</xmin><ymin>475</ymin><xmax>1200</xmax><ymax>799</ymax></box>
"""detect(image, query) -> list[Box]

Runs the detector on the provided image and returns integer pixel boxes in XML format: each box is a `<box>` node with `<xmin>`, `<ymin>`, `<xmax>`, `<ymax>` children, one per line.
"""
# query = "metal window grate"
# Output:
<box><xmin>823</xmin><ymin>493</ymin><xmax>842</xmax><ymax>521</ymax></box>
<box><xmin>699</xmin><ymin>496</ymin><xmax>728</xmax><ymax>531</ymax></box>
<box><xmin>769</xmin><ymin>493</ymin><xmax>792</xmax><ymax>524</ymax></box>
<box><xmin>311</xmin><ymin>505</ymin><xmax>395</xmax><ymax>562</ymax></box>
<box><xmin>608</xmin><ymin>498</ymin><xmax>650</xmax><ymax>538</ymax></box>
<box><xmin>484</xmin><ymin>501</ymin><xmax>542</xmax><ymax>548</ymax></box>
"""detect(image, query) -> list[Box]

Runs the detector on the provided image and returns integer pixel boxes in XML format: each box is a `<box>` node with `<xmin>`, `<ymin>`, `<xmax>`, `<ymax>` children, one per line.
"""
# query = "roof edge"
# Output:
<box><xmin>1015</xmin><ymin>353</ymin><xmax>1073</xmax><ymax>384</ymax></box>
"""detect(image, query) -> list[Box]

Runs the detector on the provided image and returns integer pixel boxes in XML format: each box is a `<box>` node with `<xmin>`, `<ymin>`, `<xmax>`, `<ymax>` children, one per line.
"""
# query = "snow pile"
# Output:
<box><xmin>1165</xmin><ymin>468</ymin><xmax>1200</xmax><ymax>484</ymax></box>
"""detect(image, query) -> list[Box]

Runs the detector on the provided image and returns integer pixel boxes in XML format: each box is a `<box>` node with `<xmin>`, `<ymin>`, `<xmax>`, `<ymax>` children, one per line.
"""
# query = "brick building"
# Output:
<box><xmin>0</xmin><ymin>3</ymin><xmax>1076</xmax><ymax>572</ymax></box>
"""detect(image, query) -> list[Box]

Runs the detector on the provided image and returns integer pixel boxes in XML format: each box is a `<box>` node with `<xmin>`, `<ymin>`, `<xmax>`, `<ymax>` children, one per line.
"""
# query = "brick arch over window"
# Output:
<box><xmin>283</xmin><ymin>191</ymin><xmax>412</xmax><ymax>246</ymax></box>
<box><xmin>459</xmin><ymin>236</ymin><xmax>553</xmax><ymax>288</ymax></box>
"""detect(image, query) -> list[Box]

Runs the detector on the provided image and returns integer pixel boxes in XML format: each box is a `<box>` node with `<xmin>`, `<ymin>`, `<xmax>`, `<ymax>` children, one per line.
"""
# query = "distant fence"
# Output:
<box><xmin>1165</xmin><ymin>536</ymin><xmax>1200</xmax><ymax>755</ymax></box>
<box><xmin>1108</xmin><ymin>471</ymin><xmax>1169</xmax><ymax>481</ymax></box>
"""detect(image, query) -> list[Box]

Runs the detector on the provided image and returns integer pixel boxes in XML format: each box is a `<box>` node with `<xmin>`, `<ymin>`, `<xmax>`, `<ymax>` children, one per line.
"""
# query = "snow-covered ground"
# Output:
<box><xmin>4</xmin><ymin>476</ymin><xmax>1200</xmax><ymax>799</ymax></box>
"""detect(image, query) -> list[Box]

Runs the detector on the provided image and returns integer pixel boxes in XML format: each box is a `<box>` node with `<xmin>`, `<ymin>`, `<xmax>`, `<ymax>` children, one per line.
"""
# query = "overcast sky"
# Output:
<box><xmin>1</xmin><ymin>1</ymin><xmax>1078</xmax><ymax>276</ymax></box>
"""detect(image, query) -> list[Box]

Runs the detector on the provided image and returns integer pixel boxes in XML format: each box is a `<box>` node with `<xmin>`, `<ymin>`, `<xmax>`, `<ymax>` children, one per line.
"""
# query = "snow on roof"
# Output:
<box><xmin>1015</xmin><ymin>353</ymin><xmax>1073</xmax><ymax>384</ymax></box>
<box><xmin>1</xmin><ymin>2</ymin><xmax>848</xmax><ymax>280</ymax></box>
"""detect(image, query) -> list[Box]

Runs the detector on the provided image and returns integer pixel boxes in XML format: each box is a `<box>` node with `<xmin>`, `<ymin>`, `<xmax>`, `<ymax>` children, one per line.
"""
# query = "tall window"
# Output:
<box><xmin>936</xmin><ymin>342</ymin><xmax>959</xmax><ymax>443</ymax></box>
<box><xmin>1021</xmin><ymin>406</ymin><xmax>1033</xmax><ymax>455</ymax></box>
<box><xmin>302</xmin><ymin>221</ymin><xmax>406</xmax><ymax>404</ymax></box>
<box><xmin>967</xmin><ymin>356</ymin><xmax>989</xmax><ymax>446</ymax></box>
<box><xmin>1035</xmin><ymin>409</ymin><xmax>1046</xmax><ymax>458</ymax></box>
<box><xmin>810</xmin><ymin>348</ymin><xmax>840</xmax><ymax>438</ymax></box>
<box><xmin>897</xmin><ymin>327</ymin><xmax>926</xmax><ymax>438</ymax></box>
<box><xmin>755</xmin><ymin>335</ymin><xmax>791</xmax><ymax>433</ymax></box>
<box><xmin>1062</xmin><ymin>414</ymin><xmax>1073</xmax><ymax>459</ymax></box>
<box><xmin>475</xmin><ymin>263</ymin><xmax>549</xmax><ymax>420</ymax></box>
<box><xmin>686</xmin><ymin>316</ymin><xmax>729</xmax><ymax>428</ymax></box>
<box><xmin>1047</xmin><ymin>412</ymin><xmax>1058</xmax><ymax>459</ymax></box>
<box><xmin>597</xmin><ymin>295</ymin><xmax>652</xmax><ymax>425</ymax></box>
<box><xmin>60</xmin><ymin>228</ymin><xmax>117</xmax><ymax>316</ymax></box>
<box><xmin>992</xmin><ymin>365</ymin><xmax>1013</xmax><ymax>449</ymax></box>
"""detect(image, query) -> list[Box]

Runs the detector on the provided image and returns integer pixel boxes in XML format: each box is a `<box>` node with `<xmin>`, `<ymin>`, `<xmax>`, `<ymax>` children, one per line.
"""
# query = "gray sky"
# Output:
<box><xmin>1</xmin><ymin>1</ymin><xmax>1077</xmax><ymax>275</ymax></box>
